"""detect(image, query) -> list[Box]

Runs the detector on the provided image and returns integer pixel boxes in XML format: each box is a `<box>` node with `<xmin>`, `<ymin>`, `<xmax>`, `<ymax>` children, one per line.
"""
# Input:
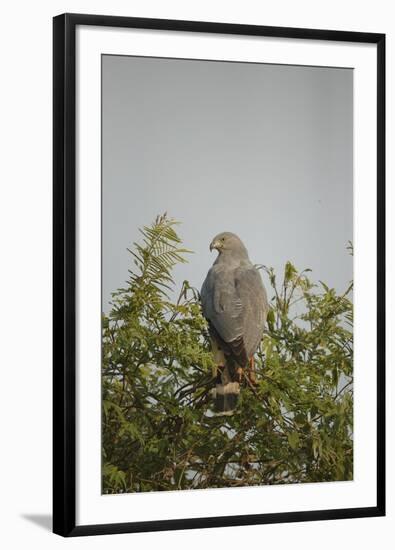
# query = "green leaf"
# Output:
<box><xmin>284</xmin><ymin>261</ymin><xmax>297</xmax><ymax>283</ymax></box>
<box><xmin>288</xmin><ymin>431</ymin><xmax>300</xmax><ymax>450</ymax></box>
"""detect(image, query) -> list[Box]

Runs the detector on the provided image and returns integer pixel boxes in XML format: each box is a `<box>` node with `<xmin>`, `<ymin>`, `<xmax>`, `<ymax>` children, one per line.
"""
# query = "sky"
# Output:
<box><xmin>102</xmin><ymin>55</ymin><xmax>353</xmax><ymax>311</ymax></box>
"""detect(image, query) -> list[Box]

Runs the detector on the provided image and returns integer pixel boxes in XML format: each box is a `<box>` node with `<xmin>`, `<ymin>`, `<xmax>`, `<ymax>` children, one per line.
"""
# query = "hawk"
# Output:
<box><xmin>201</xmin><ymin>232</ymin><xmax>268</xmax><ymax>415</ymax></box>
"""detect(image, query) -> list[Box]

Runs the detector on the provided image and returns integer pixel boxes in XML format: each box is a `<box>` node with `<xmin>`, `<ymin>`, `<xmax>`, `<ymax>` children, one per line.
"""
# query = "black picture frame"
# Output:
<box><xmin>53</xmin><ymin>12</ymin><xmax>386</xmax><ymax>537</ymax></box>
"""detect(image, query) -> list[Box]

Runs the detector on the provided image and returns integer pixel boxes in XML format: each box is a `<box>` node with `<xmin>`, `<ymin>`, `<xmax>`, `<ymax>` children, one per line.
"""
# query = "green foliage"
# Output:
<box><xmin>102</xmin><ymin>214</ymin><xmax>353</xmax><ymax>492</ymax></box>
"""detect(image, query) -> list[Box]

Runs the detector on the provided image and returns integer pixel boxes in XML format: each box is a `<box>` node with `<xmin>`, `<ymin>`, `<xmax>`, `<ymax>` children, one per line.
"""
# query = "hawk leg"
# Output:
<box><xmin>247</xmin><ymin>356</ymin><xmax>257</xmax><ymax>385</ymax></box>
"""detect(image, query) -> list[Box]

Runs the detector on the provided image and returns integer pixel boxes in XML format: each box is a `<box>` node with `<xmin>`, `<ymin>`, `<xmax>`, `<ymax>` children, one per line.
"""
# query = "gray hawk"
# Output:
<box><xmin>201</xmin><ymin>232</ymin><xmax>268</xmax><ymax>414</ymax></box>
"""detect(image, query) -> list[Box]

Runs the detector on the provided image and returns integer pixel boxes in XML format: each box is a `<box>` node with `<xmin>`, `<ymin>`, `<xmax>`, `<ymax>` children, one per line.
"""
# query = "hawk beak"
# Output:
<box><xmin>210</xmin><ymin>240</ymin><xmax>221</xmax><ymax>252</ymax></box>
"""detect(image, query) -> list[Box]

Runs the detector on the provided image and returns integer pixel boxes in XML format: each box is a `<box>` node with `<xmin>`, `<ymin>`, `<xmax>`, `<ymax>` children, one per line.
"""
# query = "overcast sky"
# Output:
<box><xmin>102</xmin><ymin>55</ymin><xmax>353</xmax><ymax>312</ymax></box>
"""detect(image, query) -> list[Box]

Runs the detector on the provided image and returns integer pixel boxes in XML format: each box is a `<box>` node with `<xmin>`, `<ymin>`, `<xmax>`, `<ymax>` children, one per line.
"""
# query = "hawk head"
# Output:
<box><xmin>209</xmin><ymin>232</ymin><xmax>249</xmax><ymax>259</ymax></box>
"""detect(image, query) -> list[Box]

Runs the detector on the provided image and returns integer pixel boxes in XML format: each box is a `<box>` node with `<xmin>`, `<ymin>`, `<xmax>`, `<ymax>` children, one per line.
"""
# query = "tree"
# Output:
<box><xmin>102</xmin><ymin>214</ymin><xmax>353</xmax><ymax>493</ymax></box>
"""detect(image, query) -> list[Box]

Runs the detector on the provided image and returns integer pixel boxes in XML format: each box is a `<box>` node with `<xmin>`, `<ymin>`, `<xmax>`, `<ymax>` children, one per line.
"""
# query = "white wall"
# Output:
<box><xmin>0</xmin><ymin>1</ymin><xmax>392</xmax><ymax>548</ymax></box>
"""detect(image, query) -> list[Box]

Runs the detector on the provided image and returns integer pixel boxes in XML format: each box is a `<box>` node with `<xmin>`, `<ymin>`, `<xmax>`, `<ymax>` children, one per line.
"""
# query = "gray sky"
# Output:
<box><xmin>102</xmin><ymin>55</ymin><xmax>353</xmax><ymax>311</ymax></box>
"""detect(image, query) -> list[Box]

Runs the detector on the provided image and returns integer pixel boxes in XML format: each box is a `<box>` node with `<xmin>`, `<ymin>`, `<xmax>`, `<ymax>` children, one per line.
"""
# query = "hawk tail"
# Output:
<box><xmin>214</xmin><ymin>363</ymin><xmax>240</xmax><ymax>415</ymax></box>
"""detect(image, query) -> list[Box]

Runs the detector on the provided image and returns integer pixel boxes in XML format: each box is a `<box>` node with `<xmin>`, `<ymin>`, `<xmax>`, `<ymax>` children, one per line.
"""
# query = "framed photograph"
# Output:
<box><xmin>53</xmin><ymin>13</ymin><xmax>385</xmax><ymax>537</ymax></box>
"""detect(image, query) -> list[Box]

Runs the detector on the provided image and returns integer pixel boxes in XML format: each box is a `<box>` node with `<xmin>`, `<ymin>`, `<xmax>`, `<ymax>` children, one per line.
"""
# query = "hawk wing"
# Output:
<box><xmin>201</xmin><ymin>263</ymin><xmax>268</xmax><ymax>367</ymax></box>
